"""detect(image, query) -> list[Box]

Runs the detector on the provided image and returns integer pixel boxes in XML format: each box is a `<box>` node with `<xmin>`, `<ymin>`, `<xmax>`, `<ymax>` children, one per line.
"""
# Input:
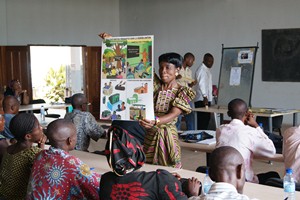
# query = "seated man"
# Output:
<box><xmin>1</xmin><ymin>95</ymin><xmax>20</xmax><ymax>140</ymax></box>
<box><xmin>27</xmin><ymin>119</ymin><xmax>101</xmax><ymax>199</ymax></box>
<box><xmin>99</xmin><ymin>125</ymin><xmax>200</xmax><ymax>199</ymax></box>
<box><xmin>191</xmin><ymin>146</ymin><xmax>256</xmax><ymax>200</ymax></box>
<box><xmin>64</xmin><ymin>93</ymin><xmax>105</xmax><ymax>151</ymax></box>
<box><xmin>283</xmin><ymin>125</ymin><xmax>300</xmax><ymax>183</ymax></box>
<box><xmin>216</xmin><ymin>98</ymin><xmax>277</xmax><ymax>184</ymax></box>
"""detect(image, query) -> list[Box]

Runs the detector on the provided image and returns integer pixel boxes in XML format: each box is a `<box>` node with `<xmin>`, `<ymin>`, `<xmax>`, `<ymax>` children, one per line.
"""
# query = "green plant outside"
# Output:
<box><xmin>44</xmin><ymin>65</ymin><xmax>66</xmax><ymax>102</ymax></box>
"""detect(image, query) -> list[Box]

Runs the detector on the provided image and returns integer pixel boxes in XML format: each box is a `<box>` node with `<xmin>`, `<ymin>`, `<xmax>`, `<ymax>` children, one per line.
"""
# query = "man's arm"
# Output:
<box><xmin>86</xmin><ymin>113</ymin><xmax>106</xmax><ymax>141</ymax></box>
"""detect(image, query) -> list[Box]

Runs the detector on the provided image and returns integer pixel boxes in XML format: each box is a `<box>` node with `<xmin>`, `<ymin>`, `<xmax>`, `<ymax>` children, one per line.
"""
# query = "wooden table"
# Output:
<box><xmin>193</xmin><ymin>105</ymin><xmax>300</xmax><ymax>132</ymax></box>
<box><xmin>70</xmin><ymin>149</ymin><xmax>299</xmax><ymax>200</ymax></box>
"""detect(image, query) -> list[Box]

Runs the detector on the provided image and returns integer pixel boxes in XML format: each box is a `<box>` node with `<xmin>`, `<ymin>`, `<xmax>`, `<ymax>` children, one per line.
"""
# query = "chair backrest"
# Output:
<box><xmin>256</xmin><ymin>116</ymin><xmax>283</xmax><ymax>129</ymax></box>
<box><xmin>29</xmin><ymin>99</ymin><xmax>47</xmax><ymax>114</ymax></box>
<box><xmin>265</xmin><ymin>177</ymin><xmax>300</xmax><ymax>191</ymax></box>
<box><xmin>30</xmin><ymin>99</ymin><xmax>46</xmax><ymax>104</ymax></box>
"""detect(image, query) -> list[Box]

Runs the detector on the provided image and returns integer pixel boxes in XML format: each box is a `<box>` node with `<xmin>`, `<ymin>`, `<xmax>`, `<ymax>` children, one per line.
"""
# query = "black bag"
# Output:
<box><xmin>106</xmin><ymin>125</ymin><xmax>146</xmax><ymax>176</ymax></box>
<box><xmin>181</xmin><ymin>131</ymin><xmax>214</xmax><ymax>143</ymax></box>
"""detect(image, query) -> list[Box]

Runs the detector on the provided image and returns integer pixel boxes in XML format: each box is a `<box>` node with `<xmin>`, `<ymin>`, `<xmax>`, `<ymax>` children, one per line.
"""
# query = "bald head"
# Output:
<box><xmin>209</xmin><ymin>146</ymin><xmax>245</xmax><ymax>193</ymax></box>
<box><xmin>227</xmin><ymin>98</ymin><xmax>248</xmax><ymax>120</ymax></box>
<box><xmin>71</xmin><ymin>93</ymin><xmax>87</xmax><ymax>110</ymax></box>
<box><xmin>3</xmin><ymin>95</ymin><xmax>20</xmax><ymax>114</ymax></box>
<box><xmin>47</xmin><ymin>119</ymin><xmax>77</xmax><ymax>151</ymax></box>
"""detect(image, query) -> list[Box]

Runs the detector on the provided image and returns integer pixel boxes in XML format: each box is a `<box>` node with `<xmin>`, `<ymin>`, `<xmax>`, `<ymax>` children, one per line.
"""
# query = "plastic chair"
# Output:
<box><xmin>256</xmin><ymin>116</ymin><xmax>283</xmax><ymax>136</ymax></box>
<box><xmin>30</xmin><ymin>99</ymin><xmax>61</xmax><ymax>118</ymax></box>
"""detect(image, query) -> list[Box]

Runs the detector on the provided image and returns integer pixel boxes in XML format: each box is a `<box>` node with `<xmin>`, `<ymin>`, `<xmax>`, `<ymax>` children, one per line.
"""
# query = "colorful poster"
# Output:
<box><xmin>100</xmin><ymin>35</ymin><xmax>154</xmax><ymax>121</ymax></box>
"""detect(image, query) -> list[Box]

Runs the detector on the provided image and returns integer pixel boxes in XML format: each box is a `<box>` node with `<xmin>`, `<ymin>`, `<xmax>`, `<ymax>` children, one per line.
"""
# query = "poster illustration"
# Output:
<box><xmin>100</xmin><ymin>35</ymin><xmax>154</xmax><ymax>120</ymax></box>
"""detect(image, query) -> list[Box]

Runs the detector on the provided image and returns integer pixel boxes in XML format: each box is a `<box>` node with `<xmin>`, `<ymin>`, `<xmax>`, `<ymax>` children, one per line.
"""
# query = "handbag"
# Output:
<box><xmin>107</xmin><ymin>125</ymin><xmax>145</xmax><ymax>176</ymax></box>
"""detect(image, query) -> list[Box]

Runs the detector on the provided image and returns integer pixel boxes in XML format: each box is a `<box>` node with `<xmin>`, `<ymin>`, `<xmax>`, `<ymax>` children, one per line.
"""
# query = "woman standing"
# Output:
<box><xmin>139</xmin><ymin>53</ymin><xmax>195</xmax><ymax>168</ymax></box>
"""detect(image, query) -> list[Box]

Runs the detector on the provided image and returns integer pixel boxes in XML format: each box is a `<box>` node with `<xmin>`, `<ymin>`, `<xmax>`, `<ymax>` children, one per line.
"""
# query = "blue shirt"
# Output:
<box><xmin>1</xmin><ymin>114</ymin><xmax>15</xmax><ymax>139</ymax></box>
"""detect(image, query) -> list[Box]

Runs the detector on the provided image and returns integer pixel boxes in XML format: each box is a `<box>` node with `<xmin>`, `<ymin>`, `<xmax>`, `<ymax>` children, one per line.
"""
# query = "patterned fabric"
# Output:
<box><xmin>105</xmin><ymin>125</ymin><xmax>145</xmax><ymax>176</ymax></box>
<box><xmin>216</xmin><ymin>119</ymin><xmax>276</xmax><ymax>183</ymax></box>
<box><xmin>99</xmin><ymin>169</ymin><xmax>188</xmax><ymax>200</ymax></box>
<box><xmin>64</xmin><ymin>109</ymin><xmax>105</xmax><ymax>151</ymax></box>
<box><xmin>283</xmin><ymin>125</ymin><xmax>300</xmax><ymax>183</ymax></box>
<box><xmin>143</xmin><ymin>75</ymin><xmax>195</xmax><ymax>168</ymax></box>
<box><xmin>189</xmin><ymin>182</ymin><xmax>256</xmax><ymax>200</ymax></box>
<box><xmin>0</xmin><ymin>146</ymin><xmax>41</xmax><ymax>200</ymax></box>
<box><xmin>26</xmin><ymin>147</ymin><xmax>101</xmax><ymax>200</ymax></box>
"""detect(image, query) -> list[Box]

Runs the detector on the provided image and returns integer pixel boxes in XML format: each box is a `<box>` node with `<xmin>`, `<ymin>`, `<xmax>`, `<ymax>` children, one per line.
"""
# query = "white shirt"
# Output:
<box><xmin>194</xmin><ymin>63</ymin><xmax>212</xmax><ymax>102</ymax></box>
<box><xmin>188</xmin><ymin>182</ymin><xmax>257</xmax><ymax>200</ymax></box>
<box><xmin>216</xmin><ymin>119</ymin><xmax>276</xmax><ymax>183</ymax></box>
<box><xmin>177</xmin><ymin>67</ymin><xmax>194</xmax><ymax>87</ymax></box>
<box><xmin>283</xmin><ymin>126</ymin><xmax>300</xmax><ymax>183</ymax></box>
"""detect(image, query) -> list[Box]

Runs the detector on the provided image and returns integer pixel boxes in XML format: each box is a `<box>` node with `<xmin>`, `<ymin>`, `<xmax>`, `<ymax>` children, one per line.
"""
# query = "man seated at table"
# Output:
<box><xmin>0</xmin><ymin>95</ymin><xmax>19</xmax><ymax>141</ymax></box>
<box><xmin>283</xmin><ymin>125</ymin><xmax>300</xmax><ymax>183</ymax></box>
<box><xmin>64</xmin><ymin>93</ymin><xmax>105</xmax><ymax>151</ymax></box>
<box><xmin>27</xmin><ymin>119</ymin><xmax>101</xmax><ymax>199</ymax></box>
<box><xmin>99</xmin><ymin>125</ymin><xmax>201</xmax><ymax>199</ymax></box>
<box><xmin>216</xmin><ymin>98</ymin><xmax>278</xmax><ymax>184</ymax></box>
<box><xmin>190</xmin><ymin>146</ymin><xmax>256</xmax><ymax>200</ymax></box>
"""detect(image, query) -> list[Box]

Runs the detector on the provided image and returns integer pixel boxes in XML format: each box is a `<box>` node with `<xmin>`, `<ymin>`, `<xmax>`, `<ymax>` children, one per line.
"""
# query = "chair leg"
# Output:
<box><xmin>278</xmin><ymin>128</ymin><xmax>282</xmax><ymax>136</ymax></box>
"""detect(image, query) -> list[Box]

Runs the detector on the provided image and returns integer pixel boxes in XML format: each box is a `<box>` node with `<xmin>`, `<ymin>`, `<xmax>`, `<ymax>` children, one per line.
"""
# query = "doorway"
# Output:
<box><xmin>30</xmin><ymin>46</ymin><xmax>84</xmax><ymax>103</ymax></box>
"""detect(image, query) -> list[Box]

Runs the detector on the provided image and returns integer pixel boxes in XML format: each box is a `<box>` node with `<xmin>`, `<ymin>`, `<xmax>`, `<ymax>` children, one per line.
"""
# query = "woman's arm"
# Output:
<box><xmin>139</xmin><ymin>106</ymin><xmax>182</xmax><ymax>129</ymax></box>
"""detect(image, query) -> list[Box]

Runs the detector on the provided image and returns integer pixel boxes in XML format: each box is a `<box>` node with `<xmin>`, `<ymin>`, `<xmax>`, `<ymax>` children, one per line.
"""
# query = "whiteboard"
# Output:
<box><xmin>217</xmin><ymin>45</ymin><xmax>258</xmax><ymax>107</ymax></box>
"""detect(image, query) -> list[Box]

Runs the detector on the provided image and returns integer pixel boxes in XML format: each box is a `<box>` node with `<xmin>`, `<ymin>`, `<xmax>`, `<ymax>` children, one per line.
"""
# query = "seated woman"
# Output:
<box><xmin>0</xmin><ymin>113</ymin><xmax>46</xmax><ymax>200</ymax></box>
<box><xmin>99</xmin><ymin>126</ymin><xmax>200</xmax><ymax>199</ymax></box>
<box><xmin>4</xmin><ymin>79</ymin><xmax>29</xmax><ymax>105</ymax></box>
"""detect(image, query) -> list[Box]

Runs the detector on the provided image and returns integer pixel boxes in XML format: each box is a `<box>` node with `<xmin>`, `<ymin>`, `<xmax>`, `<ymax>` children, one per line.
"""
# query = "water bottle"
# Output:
<box><xmin>283</xmin><ymin>168</ymin><xmax>296</xmax><ymax>200</ymax></box>
<box><xmin>40</xmin><ymin>106</ymin><xmax>45</xmax><ymax>122</ymax></box>
<box><xmin>203</xmin><ymin>168</ymin><xmax>213</xmax><ymax>195</ymax></box>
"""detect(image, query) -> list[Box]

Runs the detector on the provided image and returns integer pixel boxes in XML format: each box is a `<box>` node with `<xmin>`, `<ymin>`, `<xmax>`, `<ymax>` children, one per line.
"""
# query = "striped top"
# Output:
<box><xmin>189</xmin><ymin>182</ymin><xmax>257</xmax><ymax>200</ymax></box>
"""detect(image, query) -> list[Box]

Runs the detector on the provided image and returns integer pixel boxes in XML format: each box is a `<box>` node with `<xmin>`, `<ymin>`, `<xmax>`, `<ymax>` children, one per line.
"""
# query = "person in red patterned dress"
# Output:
<box><xmin>26</xmin><ymin>119</ymin><xmax>101</xmax><ymax>199</ymax></box>
<box><xmin>99</xmin><ymin>125</ymin><xmax>200</xmax><ymax>200</ymax></box>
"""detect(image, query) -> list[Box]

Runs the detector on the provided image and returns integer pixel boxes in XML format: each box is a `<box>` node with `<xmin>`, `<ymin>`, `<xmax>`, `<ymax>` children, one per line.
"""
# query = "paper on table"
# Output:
<box><xmin>197</xmin><ymin>138</ymin><xmax>216</xmax><ymax>145</ymax></box>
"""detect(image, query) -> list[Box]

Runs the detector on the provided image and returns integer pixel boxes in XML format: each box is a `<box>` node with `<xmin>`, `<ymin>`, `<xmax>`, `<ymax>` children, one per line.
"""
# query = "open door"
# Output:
<box><xmin>0</xmin><ymin>46</ymin><xmax>32</xmax><ymax>100</ymax></box>
<box><xmin>83</xmin><ymin>46</ymin><xmax>101</xmax><ymax>119</ymax></box>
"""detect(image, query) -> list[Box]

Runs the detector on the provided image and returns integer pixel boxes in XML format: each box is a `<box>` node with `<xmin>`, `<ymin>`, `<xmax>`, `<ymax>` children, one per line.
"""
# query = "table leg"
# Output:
<box><xmin>220</xmin><ymin>113</ymin><xmax>224</xmax><ymax>124</ymax></box>
<box><xmin>293</xmin><ymin>113</ymin><xmax>298</xmax><ymax>126</ymax></box>
<box><xmin>206</xmin><ymin>152</ymin><xmax>211</xmax><ymax>166</ymax></box>
<box><xmin>268</xmin><ymin>117</ymin><xmax>272</xmax><ymax>133</ymax></box>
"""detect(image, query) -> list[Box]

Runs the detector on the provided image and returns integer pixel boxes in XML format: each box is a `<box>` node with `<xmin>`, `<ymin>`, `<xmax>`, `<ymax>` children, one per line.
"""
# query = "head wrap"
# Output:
<box><xmin>105</xmin><ymin>125</ymin><xmax>145</xmax><ymax>176</ymax></box>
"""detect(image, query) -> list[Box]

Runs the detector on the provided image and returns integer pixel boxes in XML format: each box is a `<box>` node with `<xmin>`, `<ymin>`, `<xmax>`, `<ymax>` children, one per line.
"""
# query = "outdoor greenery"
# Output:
<box><xmin>45</xmin><ymin>65</ymin><xmax>66</xmax><ymax>102</ymax></box>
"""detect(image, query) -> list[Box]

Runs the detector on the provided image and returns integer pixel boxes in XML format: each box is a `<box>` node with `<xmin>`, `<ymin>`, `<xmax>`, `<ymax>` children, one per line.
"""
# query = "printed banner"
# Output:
<box><xmin>100</xmin><ymin>35</ymin><xmax>154</xmax><ymax>120</ymax></box>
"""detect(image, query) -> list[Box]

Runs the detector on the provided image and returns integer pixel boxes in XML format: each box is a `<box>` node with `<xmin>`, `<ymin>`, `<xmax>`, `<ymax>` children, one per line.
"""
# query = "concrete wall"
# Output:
<box><xmin>1</xmin><ymin>0</ymin><xmax>300</xmax><ymax>124</ymax></box>
<box><xmin>119</xmin><ymin>0</ymin><xmax>300</xmax><ymax>125</ymax></box>
<box><xmin>0</xmin><ymin>0</ymin><xmax>120</xmax><ymax>45</ymax></box>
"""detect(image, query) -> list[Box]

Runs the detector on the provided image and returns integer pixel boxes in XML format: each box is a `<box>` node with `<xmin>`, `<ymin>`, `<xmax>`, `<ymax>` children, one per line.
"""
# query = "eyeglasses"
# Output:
<box><xmin>82</xmin><ymin>102</ymin><xmax>91</xmax><ymax>106</ymax></box>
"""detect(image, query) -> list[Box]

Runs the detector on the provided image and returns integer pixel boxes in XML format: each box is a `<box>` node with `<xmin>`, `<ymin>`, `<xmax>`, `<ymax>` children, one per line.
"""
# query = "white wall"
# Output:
<box><xmin>119</xmin><ymin>0</ymin><xmax>300</xmax><ymax>124</ymax></box>
<box><xmin>0</xmin><ymin>0</ymin><xmax>120</xmax><ymax>46</ymax></box>
<box><xmin>1</xmin><ymin>0</ymin><xmax>300</xmax><ymax>124</ymax></box>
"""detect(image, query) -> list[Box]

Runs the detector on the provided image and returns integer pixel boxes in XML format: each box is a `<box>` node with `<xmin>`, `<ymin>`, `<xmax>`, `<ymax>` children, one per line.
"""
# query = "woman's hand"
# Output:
<box><xmin>38</xmin><ymin>134</ymin><xmax>47</xmax><ymax>149</ymax></box>
<box><xmin>139</xmin><ymin>118</ymin><xmax>156</xmax><ymax>129</ymax></box>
